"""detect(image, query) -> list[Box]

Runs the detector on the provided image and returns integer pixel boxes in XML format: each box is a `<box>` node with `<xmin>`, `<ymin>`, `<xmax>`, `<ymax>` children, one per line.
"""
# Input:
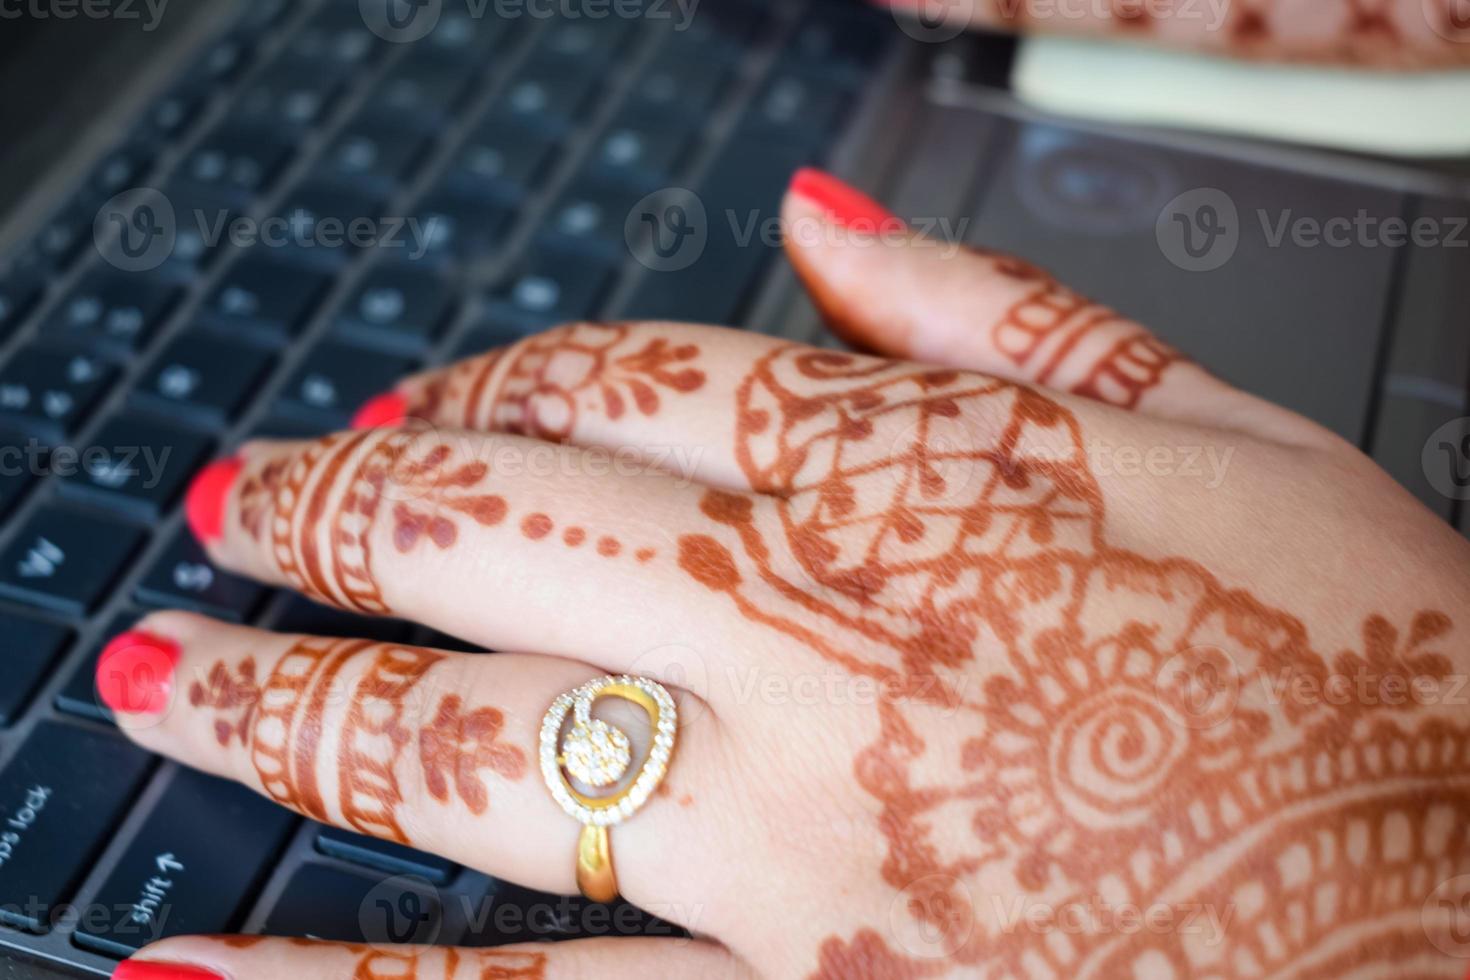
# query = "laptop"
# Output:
<box><xmin>0</xmin><ymin>0</ymin><xmax>1465</xmax><ymax>974</ymax></box>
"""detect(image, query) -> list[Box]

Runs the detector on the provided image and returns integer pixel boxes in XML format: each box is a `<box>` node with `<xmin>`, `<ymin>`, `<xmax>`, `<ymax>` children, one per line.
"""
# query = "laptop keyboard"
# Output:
<box><xmin>0</xmin><ymin>0</ymin><xmax>893</xmax><ymax>971</ymax></box>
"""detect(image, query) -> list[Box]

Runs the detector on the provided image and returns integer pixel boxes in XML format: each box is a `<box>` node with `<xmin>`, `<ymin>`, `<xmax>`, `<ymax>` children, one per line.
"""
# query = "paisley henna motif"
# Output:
<box><xmin>675</xmin><ymin>345</ymin><xmax>1469</xmax><ymax>977</ymax></box>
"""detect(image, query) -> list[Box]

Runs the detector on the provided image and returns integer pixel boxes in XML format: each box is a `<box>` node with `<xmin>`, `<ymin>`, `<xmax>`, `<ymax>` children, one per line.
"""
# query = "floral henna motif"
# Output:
<box><xmin>420</xmin><ymin>694</ymin><xmax>527</xmax><ymax>815</ymax></box>
<box><xmin>188</xmin><ymin>657</ymin><xmax>260</xmax><ymax>747</ymax></box>
<box><xmin>189</xmin><ymin>641</ymin><xmax>528</xmax><ymax>842</ymax></box>
<box><xmin>407</xmin><ymin>322</ymin><xmax>707</xmax><ymax>441</ymax></box>
<box><xmin>676</xmin><ymin>345</ymin><xmax>1470</xmax><ymax>977</ymax></box>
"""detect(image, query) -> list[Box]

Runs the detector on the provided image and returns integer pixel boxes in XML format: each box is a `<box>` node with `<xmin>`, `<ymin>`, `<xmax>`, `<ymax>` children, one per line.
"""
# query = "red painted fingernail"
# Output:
<box><xmin>184</xmin><ymin>457</ymin><xmax>242</xmax><ymax>546</ymax></box>
<box><xmin>96</xmin><ymin>631</ymin><xmax>180</xmax><ymax>716</ymax></box>
<box><xmin>788</xmin><ymin>167</ymin><xmax>904</xmax><ymax>232</ymax></box>
<box><xmin>113</xmin><ymin>962</ymin><xmax>225</xmax><ymax>980</ymax></box>
<box><xmin>351</xmin><ymin>391</ymin><xmax>407</xmax><ymax>430</ymax></box>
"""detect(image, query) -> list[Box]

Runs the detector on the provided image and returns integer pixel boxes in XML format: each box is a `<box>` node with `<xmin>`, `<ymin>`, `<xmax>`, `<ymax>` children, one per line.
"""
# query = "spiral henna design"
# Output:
<box><xmin>675</xmin><ymin>345</ymin><xmax>1468</xmax><ymax>977</ymax></box>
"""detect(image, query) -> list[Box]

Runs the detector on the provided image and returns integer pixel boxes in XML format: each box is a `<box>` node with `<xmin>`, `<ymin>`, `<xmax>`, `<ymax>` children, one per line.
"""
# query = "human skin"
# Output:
<box><xmin>101</xmin><ymin>170</ymin><xmax>1470</xmax><ymax>980</ymax></box>
<box><xmin>875</xmin><ymin>0</ymin><xmax>1470</xmax><ymax>68</ymax></box>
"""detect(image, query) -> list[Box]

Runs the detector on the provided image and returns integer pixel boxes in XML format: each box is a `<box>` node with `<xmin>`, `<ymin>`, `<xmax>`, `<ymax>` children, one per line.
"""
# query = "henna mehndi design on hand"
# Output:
<box><xmin>190</xmin><ymin>640</ymin><xmax>527</xmax><ymax>842</ymax></box>
<box><xmin>676</xmin><ymin>345</ymin><xmax>1468</xmax><ymax>977</ymax></box>
<box><xmin>407</xmin><ymin>322</ymin><xmax>707</xmax><ymax>441</ymax></box>
<box><xmin>421</xmin><ymin>694</ymin><xmax>527</xmax><ymax>815</ymax></box>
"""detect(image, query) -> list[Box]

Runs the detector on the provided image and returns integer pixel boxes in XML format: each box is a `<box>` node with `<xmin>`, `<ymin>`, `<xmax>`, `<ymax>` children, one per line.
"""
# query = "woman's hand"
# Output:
<box><xmin>877</xmin><ymin>0</ymin><xmax>1470</xmax><ymax>68</ymax></box>
<box><xmin>104</xmin><ymin>169</ymin><xmax>1470</xmax><ymax>980</ymax></box>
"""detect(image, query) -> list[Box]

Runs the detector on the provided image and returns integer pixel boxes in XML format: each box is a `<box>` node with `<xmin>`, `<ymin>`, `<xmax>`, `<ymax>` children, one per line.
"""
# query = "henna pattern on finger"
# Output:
<box><xmin>421</xmin><ymin>694</ymin><xmax>527</xmax><ymax>815</ymax></box>
<box><xmin>190</xmin><ymin>640</ymin><xmax>527</xmax><ymax>843</ymax></box>
<box><xmin>985</xmin><ymin>252</ymin><xmax>1182</xmax><ymax>410</ymax></box>
<box><xmin>676</xmin><ymin>344</ymin><xmax>1470</xmax><ymax>977</ymax></box>
<box><xmin>405</xmin><ymin>322</ymin><xmax>707</xmax><ymax>441</ymax></box>
<box><xmin>983</xmin><ymin>0</ymin><xmax>1470</xmax><ymax>66</ymax></box>
<box><xmin>242</xmin><ymin>427</ymin><xmax>662</xmax><ymax>620</ymax></box>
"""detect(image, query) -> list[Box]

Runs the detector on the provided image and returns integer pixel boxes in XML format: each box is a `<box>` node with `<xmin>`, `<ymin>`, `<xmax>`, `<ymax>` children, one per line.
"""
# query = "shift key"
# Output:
<box><xmin>75</xmin><ymin>768</ymin><xmax>296</xmax><ymax>956</ymax></box>
<box><xmin>0</xmin><ymin>723</ymin><xmax>154</xmax><ymax>932</ymax></box>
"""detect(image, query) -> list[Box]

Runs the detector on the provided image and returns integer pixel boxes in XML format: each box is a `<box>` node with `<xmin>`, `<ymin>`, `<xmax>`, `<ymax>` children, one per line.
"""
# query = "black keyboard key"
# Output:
<box><xmin>284</xmin><ymin>8</ymin><xmax>380</xmax><ymax>68</ymax></box>
<box><xmin>316</xmin><ymin>826</ymin><xmax>455</xmax><ymax>884</ymax></box>
<box><xmin>337</xmin><ymin>268</ymin><xmax>455</xmax><ymax>354</ymax></box>
<box><xmin>154</xmin><ymin>182</ymin><xmax>239</xmax><ymax>271</ymax></box>
<box><xmin>0</xmin><ymin>723</ymin><xmax>154</xmax><ymax>932</ymax></box>
<box><xmin>236</xmin><ymin>60</ymin><xmax>347</xmax><ymax>129</ymax></box>
<box><xmin>493</xmin><ymin>249</ymin><xmax>612</xmax><ymax>323</ymax></box>
<box><xmin>322</xmin><ymin>120</ymin><xmax>433</xmax><ymax>189</ymax></box>
<box><xmin>43</xmin><ymin>271</ymin><xmax>179</xmax><ymax>356</ymax></box>
<box><xmin>0</xmin><ymin>615</ymin><xmax>71</xmax><ymax>726</ymax></box>
<box><xmin>263</xmin><ymin>864</ymin><xmax>441</xmax><ymax>944</ymax></box>
<box><xmin>181</xmin><ymin>34</ymin><xmax>252</xmax><ymax>87</ymax></box>
<box><xmin>366</xmin><ymin>61</ymin><xmax>480</xmax><ymax>130</ymax></box>
<box><xmin>136</xmin><ymin>532</ymin><xmax>268</xmax><ymax>622</ymax></box>
<box><xmin>60</xmin><ymin>417</ymin><xmax>213</xmax><ymax>521</ymax></box>
<box><xmin>28</xmin><ymin>202</ymin><xmax>93</xmax><ymax>272</ymax></box>
<box><xmin>786</xmin><ymin>0</ymin><xmax>891</xmax><ymax>79</ymax></box>
<box><xmin>0</xmin><ymin>435</ymin><xmax>41</xmax><ymax>521</ymax></box>
<box><xmin>271</xmin><ymin>185</ymin><xmax>387</xmax><ymax>268</ymax></box>
<box><xmin>533</xmin><ymin>18</ymin><xmax>634</xmax><ymax>66</ymax></box>
<box><xmin>590</xmin><ymin>117</ymin><xmax>692</xmax><ymax>189</ymax></box>
<box><xmin>136</xmin><ymin>334</ymin><xmax>275</xmax><ymax>425</ymax></box>
<box><xmin>0</xmin><ymin>273</ymin><xmax>42</xmax><ymax>336</ymax></box>
<box><xmin>88</xmin><ymin>143</ymin><xmax>156</xmax><ymax>203</ymax></box>
<box><xmin>203</xmin><ymin>256</ymin><xmax>330</xmax><ymax>344</ymax></box>
<box><xmin>744</xmin><ymin>68</ymin><xmax>850</xmax><ymax>146</ymax></box>
<box><xmin>618</xmin><ymin>136</ymin><xmax>812</xmax><ymax>323</ymax></box>
<box><xmin>273</xmin><ymin>595</ymin><xmax>413</xmax><ymax>644</ymax></box>
<box><xmin>56</xmin><ymin>614</ymin><xmax>140</xmax><ymax>722</ymax></box>
<box><xmin>278</xmin><ymin>343</ymin><xmax>414</xmax><ymax>425</ymax></box>
<box><xmin>632</xmin><ymin>50</ymin><xmax>730</xmax><ymax>118</ymax></box>
<box><xmin>75</xmin><ymin>768</ymin><xmax>296</xmax><ymax>957</ymax></box>
<box><xmin>182</xmin><ymin>125</ymin><xmax>295</xmax><ymax>197</ymax></box>
<box><xmin>455</xmin><ymin>318</ymin><xmax>544</xmax><ymax>358</ymax></box>
<box><xmin>137</xmin><ymin>89</ymin><xmax>206</xmax><ymax>143</ymax></box>
<box><xmin>497</xmin><ymin>64</ymin><xmax>599</xmax><ymax>130</ymax></box>
<box><xmin>447</xmin><ymin>124</ymin><xmax>558</xmax><ymax>200</ymax></box>
<box><xmin>0</xmin><ymin>348</ymin><xmax>115</xmax><ymax>439</ymax></box>
<box><xmin>403</xmin><ymin>4</ymin><xmax>511</xmax><ymax>61</ymax></box>
<box><xmin>465</xmin><ymin>881</ymin><xmax>677</xmax><ymax>945</ymax></box>
<box><xmin>407</xmin><ymin>191</ymin><xmax>516</xmax><ymax>267</ymax></box>
<box><xmin>671</xmin><ymin>2</ymin><xmax>767</xmax><ymax>58</ymax></box>
<box><xmin>544</xmin><ymin>181</ymin><xmax>638</xmax><ymax>255</ymax></box>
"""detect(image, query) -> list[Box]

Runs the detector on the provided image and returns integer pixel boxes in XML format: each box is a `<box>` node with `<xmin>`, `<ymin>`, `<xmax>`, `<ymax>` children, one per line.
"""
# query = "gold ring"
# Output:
<box><xmin>539</xmin><ymin>675</ymin><xmax>677</xmax><ymax>902</ymax></box>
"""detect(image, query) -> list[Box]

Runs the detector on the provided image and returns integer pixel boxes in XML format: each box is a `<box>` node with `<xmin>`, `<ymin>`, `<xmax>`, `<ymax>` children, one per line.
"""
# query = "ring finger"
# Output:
<box><xmin>102</xmin><ymin>610</ymin><xmax>728</xmax><ymax>926</ymax></box>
